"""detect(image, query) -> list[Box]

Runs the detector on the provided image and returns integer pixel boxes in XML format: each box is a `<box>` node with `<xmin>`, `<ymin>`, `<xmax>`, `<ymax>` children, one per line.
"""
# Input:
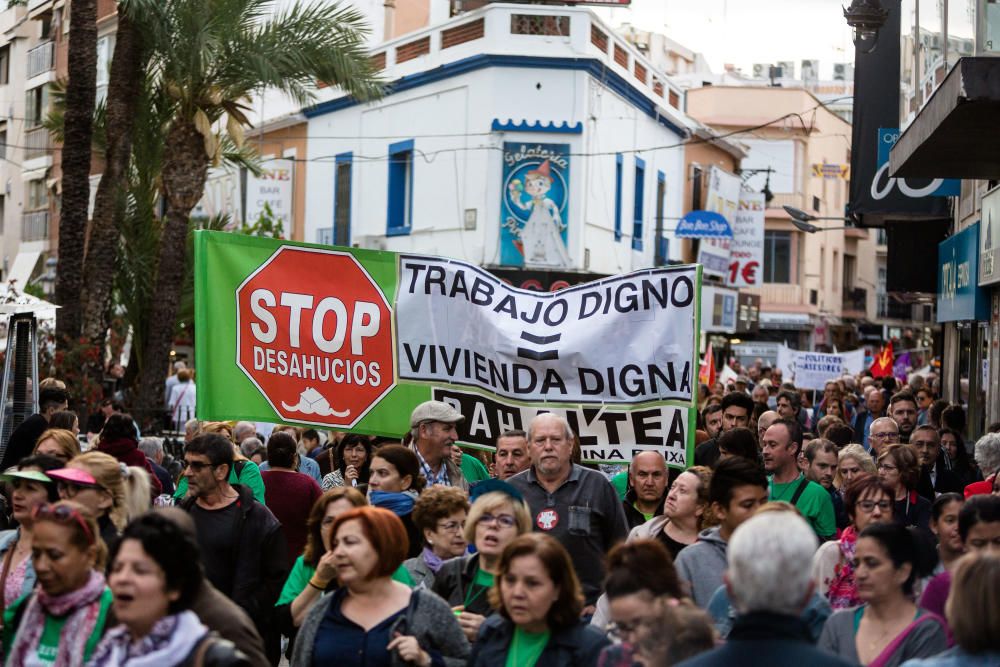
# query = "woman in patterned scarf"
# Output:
<box><xmin>2</xmin><ymin>501</ymin><xmax>113</xmax><ymax>666</ymax></box>
<box><xmin>811</xmin><ymin>474</ymin><xmax>896</xmax><ymax>609</ymax></box>
<box><xmin>88</xmin><ymin>512</ymin><xmax>248</xmax><ymax>666</ymax></box>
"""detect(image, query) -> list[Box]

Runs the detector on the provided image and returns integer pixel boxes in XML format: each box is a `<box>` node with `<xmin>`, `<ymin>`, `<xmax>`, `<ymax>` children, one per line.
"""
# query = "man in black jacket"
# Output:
<box><xmin>0</xmin><ymin>385</ymin><xmax>68</xmax><ymax>471</ymax></box>
<box><xmin>911</xmin><ymin>425</ymin><xmax>963</xmax><ymax>499</ymax></box>
<box><xmin>677</xmin><ymin>512</ymin><xmax>853</xmax><ymax>667</ymax></box>
<box><xmin>181</xmin><ymin>433</ymin><xmax>288</xmax><ymax>666</ymax></box>
<box><xmin>622</xmin><ymin>451</ymin><xmax>668</xmax><ymax>530</ymax></box>
<box><xmin>695</xmin><ymin>392</ymin><xmax>755</xmax><ymax>468</ymax></box>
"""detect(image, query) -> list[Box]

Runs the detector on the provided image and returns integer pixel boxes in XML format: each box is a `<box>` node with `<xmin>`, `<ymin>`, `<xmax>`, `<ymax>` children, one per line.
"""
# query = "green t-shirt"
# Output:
<box><xmin>505</xmin><ymin>627</ymin><xmax>550</xmax><ymax>667</ymax></box>
<box><xmin>2</xmin><ymin>587</ymin><xmax>113</xmax><ymax>663</ymax></box>
<box><xmin>633</xmin><ymin>503</ymin><xmax>654</xmax><ymax>522</ymax></box>
<box><xmin>463</xmin><ymin>567</ymin><xmax>494</xmax><ymax>610</ymax></box>
<box><xmin>611</xmin><ymin>471</ymin><xmax>629</xmax><ymax>501</ymax></box>
<box><xmin>460</xmin><ymin>453</ymin><xmax>491</xmax><ymax>484</ymax></box>
<box><xmin>276</xmin><ymin>555</ymin><xmax>415</xmax><ymax>607</ymax></box>
<box><xmin>174</xmin><ymin>459</ymin><xmax>266</xmax><ymax>504</ymax></box>
<box><xmin>769</xmin><ymin>473</ymin><xmax>836</xmax><ymax>539</ymax></box>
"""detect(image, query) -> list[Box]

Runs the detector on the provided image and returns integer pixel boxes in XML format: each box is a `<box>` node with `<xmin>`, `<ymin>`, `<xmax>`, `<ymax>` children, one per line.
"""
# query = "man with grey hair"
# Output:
<box><xmin>507</xmin><ymin>412</ymin><xmax>627</xmax><ymax>611</ymax></box>
<box><xmin>967</xmin><ymin>432</ymin><xmax>1000</xmax><ymax>495</ymax></box>
<box><xmin>680</xmin><ymin>513</ymin><xmax>851</xmax><ymax>667</ymax></box>
<box><xmin>138</xmin><ymin>436</ymin><xmax>175</xmax><ymax>496</ymax></box>
<box><xmin>867</xmin><ymin>417</ymin><xmax>900</xmax><ymax>458</ymax></box>
<box><xmin>240</xmin><ymin>437</ymin><xmax>264</xmax><ymax>460</ymax></box>
<box><xmin>233</xmin><ymin>421</ymin><xmax>257</xmax><ymax>447</ymax></box>
<box><xmin>407</xmin><ymin>400</ymin><xmax>467</xmax><ymax>490</ymax></box>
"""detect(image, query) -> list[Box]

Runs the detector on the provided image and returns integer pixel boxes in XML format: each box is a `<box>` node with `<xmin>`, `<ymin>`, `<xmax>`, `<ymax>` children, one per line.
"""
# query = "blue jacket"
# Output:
<box><xmin>901</xmin><ymin>647</ymin><xmax>1000</xmax><ymax>667</ymax></box>
<box><xmin>469</xmin><ymin>615</ymin><xmax>609</xmax><ymax>667</ymax></box>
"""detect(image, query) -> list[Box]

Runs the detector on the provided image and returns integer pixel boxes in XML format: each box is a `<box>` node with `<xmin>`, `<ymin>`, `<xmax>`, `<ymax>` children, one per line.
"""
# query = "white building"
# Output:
<box><xmin>302</xmin><ymin>2</ymin><xmax>693</xmax><ymax>277</ymax></box>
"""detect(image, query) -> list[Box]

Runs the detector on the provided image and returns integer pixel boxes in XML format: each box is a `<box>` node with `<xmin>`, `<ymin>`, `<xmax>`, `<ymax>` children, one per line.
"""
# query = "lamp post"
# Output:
<box><xmin>782</xmin><ymin>205</ymin><xmax>858</xmax><ymax>233</ymax></box>
<box><xmin>844</xmin><ymin>0</ymin><xmax>888</xmax><ymax>53</ymax></box>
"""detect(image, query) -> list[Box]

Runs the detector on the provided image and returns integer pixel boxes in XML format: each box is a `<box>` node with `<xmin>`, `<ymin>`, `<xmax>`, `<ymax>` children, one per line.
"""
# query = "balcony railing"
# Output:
<box><xmin>842</xmin><ymin>287</ymin><xmax>867</xmax><ymax>314</ymax></box>
<box><xmin>24</xmin><ymin>127</ymin><xmax>51</xmax><ymax>160</ymax></box>
<box><xmin>26</xmin><ymin>41</ymin><xmax>54</xmax><ymax>79</ymax></box>
<box><xmin>21</xmin><ymin>210</ymin><xmax>49</xmax><ymax>241</ymax></box>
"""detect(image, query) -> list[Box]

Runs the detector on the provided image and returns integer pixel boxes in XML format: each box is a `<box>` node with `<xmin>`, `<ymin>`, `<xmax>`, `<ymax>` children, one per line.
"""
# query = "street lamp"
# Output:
<box><xmin>782</xmin><ymin>205</ymin><xmax>857</xmax><ymax>233</ymax></box>
<box><xmin>844</xmin><ymin>0</ymin><xmax>888</xmax><ymax>53</ymax></box>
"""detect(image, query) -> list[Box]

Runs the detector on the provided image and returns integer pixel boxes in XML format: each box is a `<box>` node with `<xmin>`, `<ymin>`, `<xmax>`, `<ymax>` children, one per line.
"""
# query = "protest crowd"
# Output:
<box><xmin>0</xmin><ymin>361</ymin><xmax>998</xmax><ymax>667</ymax></box>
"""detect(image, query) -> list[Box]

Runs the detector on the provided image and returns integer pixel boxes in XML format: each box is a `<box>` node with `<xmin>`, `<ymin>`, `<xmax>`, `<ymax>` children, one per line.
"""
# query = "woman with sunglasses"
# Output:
<box><xmin>32</xmin><ymin>429</ymin><xmax>81</xmax><ymax>465</ymax></box>
<box><xmin>469</xmin><ymin>533</ymin><xmax>609</xmax><ymax>667</ymax></box>
<box><xmin>48</xmin><ymin>451</ymin><xmax>149</xmax><ymax>552</ymax></box>
<box><xmin>88</xmin><ymin>512</ymin><xmax>249</xmax><ymax>666</ymax></box>
<box><xmin>813</xmin><ymin>474</ymin><xmax>896</xmax><ymax>610</ymax></box>
<box><xmin>433</xmin><ymin>486</ymin><xmax>533</xmax><ymax>643</ymax></box>
<box><xmin>878</xmin><ymin>445</ymin><xmax>932</xmax><ymax>532</ymax></box>
<box><xmin>0</xmin><ymin>456</ymin><xmax>62</xmax><ymax>618</ymax></box>
<box><xmin>1</xmin><ymin>501</ymin><xmax>113</xmax><ymax>666</ymax></box>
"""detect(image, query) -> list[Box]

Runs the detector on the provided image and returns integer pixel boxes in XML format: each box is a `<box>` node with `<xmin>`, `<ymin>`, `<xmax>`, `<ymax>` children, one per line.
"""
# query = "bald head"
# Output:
<box><xmin>757</xmin><ymin>410</ymin><xmax>779</xmax><ymax>441</ymax></box>
<box><xmin>629</xmin><ymin>451</ymin><xmax>668</xmax><ymax>507</ymax></box>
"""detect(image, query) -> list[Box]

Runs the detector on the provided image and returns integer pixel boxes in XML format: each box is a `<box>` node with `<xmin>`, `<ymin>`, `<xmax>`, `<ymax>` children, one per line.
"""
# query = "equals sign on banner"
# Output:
<box><xmin>517</xmin><ymin>331</ymin><xmax>561</xmax><ymax>361</ymax></box>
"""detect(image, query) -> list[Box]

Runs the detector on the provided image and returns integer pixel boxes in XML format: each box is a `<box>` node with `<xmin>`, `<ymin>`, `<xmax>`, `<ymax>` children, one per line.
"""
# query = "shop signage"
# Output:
<box><xmin>980</xmin><ymin>187</ymin><xmax>1000</xmax><ymax>286</ymax></box>
<box><xmin>701</xmin><ymin>285</ymin><xmax>738</xmax><ymax>333</ymax></box>
<box><xmin>500</xmin><ymin>142</ymin><xmax>571</xmax><ymax>268</ymax></box>
<box><xmin>245</xmin><ymin>159</ymin><xmax>294</xmax><ymax>229</ymax></box>
<box><xmin>938</xmin><ymin>222</ymin><xmax>990</xmax><ymax>322</ymax></box>
<box><xmin>195</xmin><ymin>231</ymin><xmax>701</xmax><ymax>467</ymax></box>
<box><xmin>727</xmin><ymin>191</ymin><xmax>765</xmax><ymax>288</ymax></box>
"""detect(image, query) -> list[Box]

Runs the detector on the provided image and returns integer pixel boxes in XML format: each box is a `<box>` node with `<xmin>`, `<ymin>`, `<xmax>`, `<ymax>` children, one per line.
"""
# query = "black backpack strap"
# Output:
<box><xmin>789</xmin><ymin>477</ymin><xmax>810</xmax><ymax>506</ymax></box>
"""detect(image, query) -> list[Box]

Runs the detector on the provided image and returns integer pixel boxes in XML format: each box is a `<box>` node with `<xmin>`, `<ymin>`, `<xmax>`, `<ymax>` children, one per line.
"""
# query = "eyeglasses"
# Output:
<box><xmin>877</xmin><ymin>463</ymin><xmax>898</xmax><ymax>472</ymax></box>
<box><xmin>857</xmin><ymin>500</ymin><xmax>893</xmax><ymax>512</ymax></box>
<box><xmin>57</xmin><ymin>480</ymin><xmax>104</xmax><ymax>498</ymax></box>
<box><xmin>32</xmin><ymin>504</ymin><xmax>95</xmax><ymax>545</ymax></box>
<box><xmin>184</xmin><ymin>460</ymin><xmax>215</xmax><ymax>472</ymax></box>
<box><xmin>477</xmin><ymin>513</ymin><xmax>517</xmax><ymax>528</ymax></box>
<box><xmin>437</xmin><ymin>520</ymin><xmax>465</xmax><ymax>533</ymax></box>
<box><xmin>870</xmin><ymin>433</ymin><xmax>899</xmax><ymax>441</ymax></box>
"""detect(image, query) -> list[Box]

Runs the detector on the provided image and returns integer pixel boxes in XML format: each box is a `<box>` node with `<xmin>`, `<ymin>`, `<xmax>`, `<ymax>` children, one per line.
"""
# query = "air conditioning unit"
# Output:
<box><xmin>752</xmin><ymin>63</ymin><xmax>769</xmax><ymax>79</ymax></box>
<box><xmin>833</xmin><ymin>63</ymin><xmax>851</xmax><ymax>81</ymax></box>
<box><xmin>353</xmin><ymin>235</ymin><xmax>387</xmax><ymax>251</ymax></box>
<box><xmin>776</xmin><ymin>61</ymin><xmax>795</xmax><ymax>78</ymax></box>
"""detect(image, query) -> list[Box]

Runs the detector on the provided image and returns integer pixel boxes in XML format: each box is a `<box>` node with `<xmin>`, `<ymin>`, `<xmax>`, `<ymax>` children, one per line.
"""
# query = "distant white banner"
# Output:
<box><xmin>395</xmin><ymin>257</ymin><xmax>700</xmax><ymax>405</ymax></box>
<box><xmin>776</xmin><ymin>346</ymin><xmax>867</xmax><ymax>390</ymax></box>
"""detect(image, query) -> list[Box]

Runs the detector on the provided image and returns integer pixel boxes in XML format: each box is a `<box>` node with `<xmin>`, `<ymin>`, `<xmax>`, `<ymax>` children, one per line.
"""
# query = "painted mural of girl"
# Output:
<box><xmin>508</xmin><ymin>160</ymin><xmax>571</xmax><ymax>267</ymax></box>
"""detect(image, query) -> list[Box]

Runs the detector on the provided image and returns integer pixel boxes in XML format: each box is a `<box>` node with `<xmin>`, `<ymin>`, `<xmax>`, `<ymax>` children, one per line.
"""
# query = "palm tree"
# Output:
<box><xmin>54</xmin><ymin>0</ymin><xmax>97</xmax><ymax>347</ymax></box>
<box><xmin>130</xmin><ymin>0</ymin><xmax>383</xmax><ymax>423</ymax></box>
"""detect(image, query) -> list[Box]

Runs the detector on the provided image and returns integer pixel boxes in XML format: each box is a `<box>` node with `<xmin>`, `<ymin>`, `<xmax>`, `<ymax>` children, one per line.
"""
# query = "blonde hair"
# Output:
<box><xmin>33</xmin><ymin>428</ymin><xmax>82</xmax><ymax>462</ymax></box>
<box><xmin>463</xmin><ymin>491</ymin><xmax>532</xmax><ymax>544</ymax></box>
<box><xmin>835</xmin><ymin>444</ymin><xmax>877</xmax><ymax>488</ymax></box>
<box><xmin>68</xmin><ymin>452</ymin><xmax>149</xmax><ymax>530</ymax></box>
<box><xmin>947</xmin><ymin>553</ymin><xmax>1000</xmax><ymax>654</ymax></box>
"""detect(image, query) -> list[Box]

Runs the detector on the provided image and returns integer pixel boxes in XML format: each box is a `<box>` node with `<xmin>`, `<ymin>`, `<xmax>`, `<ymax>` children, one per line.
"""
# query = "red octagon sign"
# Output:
<box><xmin>235</xmin><ymin>246</ymin><xmax>395</xmax><ymax>428</ymax></box>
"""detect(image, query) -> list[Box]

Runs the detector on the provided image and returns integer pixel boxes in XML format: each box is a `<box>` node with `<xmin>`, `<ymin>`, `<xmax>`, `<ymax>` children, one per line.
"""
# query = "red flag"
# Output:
<box><xmin>870</xmin><ymin>341</ymin><xmax>894</xmax><ymax>378</ymax></box>
<box><xmin>699</xmin><ymin>342</ymin><xmax>716</xmax><ymax>387</ymax></box>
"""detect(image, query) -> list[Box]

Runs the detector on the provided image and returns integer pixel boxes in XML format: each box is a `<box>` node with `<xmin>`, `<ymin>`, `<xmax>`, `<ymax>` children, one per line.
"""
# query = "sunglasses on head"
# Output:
<box><xmin>32</xmin><ymin>504</ymin><xmax>95</xmax><ymax>545</ymax></box>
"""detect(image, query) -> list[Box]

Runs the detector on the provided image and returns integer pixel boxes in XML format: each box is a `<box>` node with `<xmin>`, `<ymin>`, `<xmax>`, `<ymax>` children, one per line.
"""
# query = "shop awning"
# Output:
<box><xmin>759</xmin><ymin>312</ymin><xmax>812</xmax><ymax>330</ymax></box>
<box><xmin>6</xmin><ymin>251</ymin><xmax>41</xmax><ymax>289</ymax></box>
<box><xmin>890</xmin><ymin>58</ymin><xmax>1000</xmax><ymax>180</ymax></box>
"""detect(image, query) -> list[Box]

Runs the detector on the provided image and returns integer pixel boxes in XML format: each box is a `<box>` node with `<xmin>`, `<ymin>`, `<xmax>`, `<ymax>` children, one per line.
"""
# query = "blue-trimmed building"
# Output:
<box><xmin>303</xmin><ymin>3</ymin><xmax>695</xmax><ymax>277</ymax></box>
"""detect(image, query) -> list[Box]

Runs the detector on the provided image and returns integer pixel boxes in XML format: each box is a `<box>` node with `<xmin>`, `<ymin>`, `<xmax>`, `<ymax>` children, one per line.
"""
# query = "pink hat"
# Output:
<box><xmin>46</xmin><ymin>467</ymin><xmax>99</xmax><ymax>487</ymax></box>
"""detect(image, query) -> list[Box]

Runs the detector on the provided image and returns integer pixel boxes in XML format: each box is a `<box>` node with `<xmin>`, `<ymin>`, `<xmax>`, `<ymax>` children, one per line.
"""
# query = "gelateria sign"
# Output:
<box><xmin>195</xmin><ymin>232</ymin><xmax>701</xmax><ymax>467</ymax></box>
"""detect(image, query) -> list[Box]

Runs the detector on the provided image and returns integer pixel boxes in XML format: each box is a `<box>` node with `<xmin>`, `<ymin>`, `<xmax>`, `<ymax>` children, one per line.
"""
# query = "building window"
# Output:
<box><xmin>25</xmin><ymin>85</ymin><xmax>49</xmax><ymax>127</ymax></box>
<box><xmin>386</xmin><ymin>139</ymin><xmax>413</xmax><ymax>236</ymax></box>
<box><xmin>632</xmin><ymin>157</ymin><xmax>645</xmax><ymax>251</ymax></box>
<box><xmin>0</xmin><ymin>130</ymin><xmax>6</xmax><ymax>159</ymax></box>
<box><xmin>691</xmin><ymin>165</ymin><xmax>703</xmax><ymax>210</ymax></box>
<box><xmin>333</xmin><ymin>152</ymin><xmax>352</xmax><ymax>246</ymax></box>
<box><xmin>812</xmin><ymin>195</ymin><xmax>821</xmax><ymax>212</ymax></box>
<box><xmin>763</xmin><ymin>230</ymin><xmax>791</xmax><ymax>283</ymax></box>
<box><xmin>0</xmin><ymin>46</ymin><xmax>9</xmax><ymax>86</ymax></box>
<box><xmin>26</xmin><ymin>179</ymin><xmax>48</xmax><ymax>211</ymax></box>
<box><xmin>655</xmin><ymin>171</ymin><xmax>667</xmax><ymax>266</ymax></box>
<box><xmin>96</xmin><ymin>35</ymin><xmax>115</xmax><ymax>104</ymax></box>
<box><xmin>614</xmin><ymin>154</ymin><xmax>623</xmax><ymax>241</ymax></box>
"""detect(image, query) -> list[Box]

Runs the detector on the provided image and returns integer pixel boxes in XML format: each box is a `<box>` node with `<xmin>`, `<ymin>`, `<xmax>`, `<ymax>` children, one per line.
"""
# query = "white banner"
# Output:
<box><xmin>245</xmin><ymin>158</ymin><xmax>294</xmax><ymax>229</ymax></box>
<box><xmin>698</xmin><ymin>167</ymin><xmax>740</xmax><ymax>279</ymax></box>
<box><xmin>727</xmin><ymin>191</ymin><xmax>766</xmax><ymax>287</ymax></box>
<box><xmin>776</xmin><ymin>346</ymin><xmax>867</xmax><ymax>390</ymax></box>
<box><xmin>395</xmin><ymin>257</ymin><xmax>700</xmax><ymax>405</ymax></box>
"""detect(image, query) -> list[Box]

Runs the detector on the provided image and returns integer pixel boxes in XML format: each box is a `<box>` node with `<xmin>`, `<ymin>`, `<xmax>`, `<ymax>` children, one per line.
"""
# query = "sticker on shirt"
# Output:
<box><xmin>536</xmin><ymin>509</ymin><xmax>559</xmax><ymax>531</ymax></box>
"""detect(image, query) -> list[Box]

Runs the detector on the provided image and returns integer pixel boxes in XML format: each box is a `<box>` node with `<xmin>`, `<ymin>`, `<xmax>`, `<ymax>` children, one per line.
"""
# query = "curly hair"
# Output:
<box><xmin>411</xmin><ymin>486</ymin><xmax>469</xmax><ymax>535</ymax></box>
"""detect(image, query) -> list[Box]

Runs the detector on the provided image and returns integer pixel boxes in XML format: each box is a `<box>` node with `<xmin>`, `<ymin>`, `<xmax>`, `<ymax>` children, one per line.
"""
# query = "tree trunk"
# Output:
<box><xmin>54</xmin><ymin>0</ymin><xmax>98</xmax><ymax>347</ymax></box>
<box><xmin>132</xmin><ymin>120</ymin><xmax>207</xmax><ymax>429</ymax></box>
<box><xmin>80</xmin><ymin>10</ymin><xmax>143</xmax><ymax>354</ymax></box>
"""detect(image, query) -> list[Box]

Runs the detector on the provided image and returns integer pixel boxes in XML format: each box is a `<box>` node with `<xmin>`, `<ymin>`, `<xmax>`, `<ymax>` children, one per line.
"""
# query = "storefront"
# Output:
<box><xmin>978</xmin><ymin>186</ymin><xmax>1000</xmax><ymax>427</ymax></box>
<box><xmin>937</xmin><ymin>222</ymin><xmax>990</xmax><ymax>437</ymax></box>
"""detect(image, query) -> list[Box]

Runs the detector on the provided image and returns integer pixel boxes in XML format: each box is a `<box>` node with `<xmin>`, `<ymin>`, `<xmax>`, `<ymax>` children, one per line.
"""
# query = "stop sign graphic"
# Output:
<box><xmin>236</xmin><ymin>246</ymin><xmax>395</xmax><ymax>428</ymax></box>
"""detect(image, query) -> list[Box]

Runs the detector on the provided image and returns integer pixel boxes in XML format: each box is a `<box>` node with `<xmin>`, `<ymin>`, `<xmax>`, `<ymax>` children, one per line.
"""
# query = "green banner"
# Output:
<box><xmin>194</xmin><ymin>231</ymin><xmax>701</xmax><ymax>467</ymax></box>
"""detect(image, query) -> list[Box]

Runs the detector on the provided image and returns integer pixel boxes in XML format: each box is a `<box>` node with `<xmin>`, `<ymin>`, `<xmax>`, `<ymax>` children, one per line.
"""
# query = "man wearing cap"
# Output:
<box><xmin>507</xmin><ymin>412</ymin><xmax>628</xmax><ymax>611</ymax></box>
<box><xmin>408</xmin><ymin>401</ymin><xmax>468</xmax><ymax>491</ymax></box>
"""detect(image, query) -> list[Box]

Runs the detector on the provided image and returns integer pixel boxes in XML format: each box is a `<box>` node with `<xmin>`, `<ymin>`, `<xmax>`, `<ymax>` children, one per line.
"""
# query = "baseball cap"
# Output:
<box><xmin>409</xmin><ymin>400</ymin><xmax>465</xmax><ymax>427</ymax></box>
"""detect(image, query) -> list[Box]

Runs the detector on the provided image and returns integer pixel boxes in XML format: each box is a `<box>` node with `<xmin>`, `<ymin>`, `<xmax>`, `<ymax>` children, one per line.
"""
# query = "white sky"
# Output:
<box><xmin>592</xmin><ymin>0</ymin><xmax>857</xmax><ymax>79</ymax></box>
